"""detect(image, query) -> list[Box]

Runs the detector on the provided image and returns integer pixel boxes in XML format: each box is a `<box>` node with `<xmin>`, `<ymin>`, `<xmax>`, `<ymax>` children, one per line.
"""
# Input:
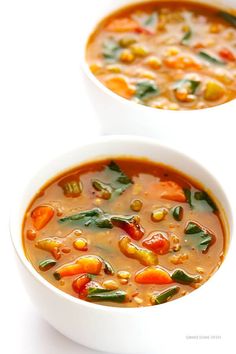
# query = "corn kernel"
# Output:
<box><xmin>146</xmin><ymin>56</ymin><xmax>162</xmax><ymax>69</ymax></box>
<box><xmin>73</xmin><ymin>238</ymin><xmax>88</xmax><ymax>251</ymax></box>
<box><xmin>119</xmin><ymin>49</ymin><xmax>135</xmax><ymax>63</ymax></box>
<box><xmin>151</xmin><ymin>208</ymin><xmax>168</xmax><ymax>222</ymax></box>
<box><xmin>119</xmin><ymin>37</ymin><xmax>137</xmax><ymax>47</ymax></box>
<box><xmin>90</xmin><ymin>63</ymin><xmax>102</xmax><ymax>74</ymax></box>
<box><xmin>130</xmin><ymin>199</ymin><xmax>143</xmax><ymax>212</ymax></box>
<box><xmin>131</xmin><ymin>44</ymin><xmax>149</xmax><ymax>57</ymax></box>
<box><xmin>107</xmin><ymin>65</ymin><xmax>121</xmax><ymax>73</ymax></box>
<box><xmin>102</xmin><ymin>280</ymin><xmax>119</xmax><ymax>290</ymax></box>
<box><xmin>117</xmin><ymin>270</ymin><xmax>131</xmax><ymax>279</ymax></box>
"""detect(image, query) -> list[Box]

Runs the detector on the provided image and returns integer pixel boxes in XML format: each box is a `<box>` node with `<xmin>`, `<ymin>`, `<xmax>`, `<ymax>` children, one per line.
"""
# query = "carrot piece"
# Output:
<box><xmin>147</xmin><ymin>181</ymin><xmax>186</xmax><ymax>202</ymax></box>
<box><xmin>142</xmin><ymin>232</ymin><xmax>170</xmax><ymax>255</ymax></box>
<box><xmin>106</xmin><ymin>18</ymin><xmax>139</xmax><ymax>32</ymax></box>
<box><xmin>31</xmin><ymin>205</ymin><xmax>54</xmax><ymax>230</ymax></box>
<box><xmin>54</xmin><ymin>255</ymin><xmax>102</xmax><ymax>280</ymax></box>
<box><xmin>75</xmin><ymin>255</ymin><xmax>102</xmax><ymax>274</ymax></box>
<box><xmin>105</xmin><ymin>77</ymin><xmax>135</xmax><ymax>99</ymax></box>
<box><xmin>72</xmin><ymin>274</ymin><xmax>92</xmax><ymax>294</ymax></box>
<box><xmin>135</xmin><ymin>266</ymin><xmax>173</xmax><ymax>284</ymax></box>
<box><xmin>164</xmin><ymin>55</ymin><xmax>201</xmax><ymax>70</ymax></box>
<box><xmin>219</xmin><ymin>48</ymin><xmax>235</xmax><ymax>61</ymax></box>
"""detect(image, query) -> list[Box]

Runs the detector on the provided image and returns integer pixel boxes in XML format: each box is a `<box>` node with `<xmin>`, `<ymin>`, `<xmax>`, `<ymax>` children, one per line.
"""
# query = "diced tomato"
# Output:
<box><xmin>135</xmin><ymin>266</ymin><xmax>173</xmax><ymax>284</ymax></box>
<box><xmin>72</xmin><ymin>274</ymin><xmax>91</xmax><ymax>294</ymax></box>
<box><xmin>147</xmin><ymin>181</ymin><xmax>186</xmax><ymax>202</ymax></box>
<box><xmin>31</xmin><ymin>205</ymin><xmax>54</xmax><ymax>230</ymax></box>
<box><xmin>106</xmin><ymin>18</ymin><xmax>139</xmax><ymax>32</ymax></box>
<box><xmin>219</xmin><ymin>48</ymin><xmax>235</xmax><ymax>62</ymax></box>
<box><xmin>112</xmin><ymin>216</ymin><xmax>144</xmax><ymax>240</ymax></box>
<box><xmin>142</xmin><ymin>232</ymin><xmax>170</xmax><ymax>255</ymax></box>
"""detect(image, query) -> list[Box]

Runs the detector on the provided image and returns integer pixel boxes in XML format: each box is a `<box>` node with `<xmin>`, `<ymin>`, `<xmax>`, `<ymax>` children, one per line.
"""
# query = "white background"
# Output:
<box><xmin>0</xmin><ymin>1</ymin><xmax>236</xmax><ymax>353</ymax></box>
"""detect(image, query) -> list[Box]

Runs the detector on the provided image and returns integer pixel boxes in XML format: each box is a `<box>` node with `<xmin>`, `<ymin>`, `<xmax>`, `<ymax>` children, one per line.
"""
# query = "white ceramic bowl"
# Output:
<box><xmin>81</xmin><ymin>0</ymin><xmax>236</xmax><ymax>144</ymax></box>
<box><xmin>10</xmin><ymin>135</ymin><xmax>233</xmax><ymax>353</ymax></box>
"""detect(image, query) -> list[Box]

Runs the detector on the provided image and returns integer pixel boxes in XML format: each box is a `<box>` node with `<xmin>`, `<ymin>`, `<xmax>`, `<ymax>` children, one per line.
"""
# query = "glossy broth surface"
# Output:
<box><xmin>23</xmin><ymin>158</ymin><xmax>226</xmax><ymax>307</ymax></box>
<box><xmin>87</xmin><ymin>1</ymin><xmax>236</xmax><ymax>110</ymax></box>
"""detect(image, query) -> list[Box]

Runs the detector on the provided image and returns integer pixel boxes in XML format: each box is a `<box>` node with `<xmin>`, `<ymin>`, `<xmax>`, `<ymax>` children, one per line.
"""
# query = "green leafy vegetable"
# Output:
<box><xmin>185</xmin><ymin>221</ymin><xmax>202</xmax><ymax>234</ymax></box>
<box><xmin>198</xmin><ymin>51</ymin><xmax>226</xmax><ymax>65</ymax></box>
<box><xmin>143</xmin><ymin>12</ymin><xmax>158</xmax><ymax>31</ymax></box>
<box><xmin>172</xmin><ymin>206</ymin><xmax>184</xmax><ymax>221</ymax></box>
<box><xmin>184</xmin><ymin>188</ymin><xmax>193</xmax><ymax>208</ymax></box>
<box><xmin>181</xmin><ymin>29</ymin><xmax>192</xmax><ymax>45</ymax></box>
<box><xmin>218</xmin><ymin>11</ymin><xmax>236</xmax><ymax>27</ymax></box>
<box><xmin>171</xmin><ymin>269</ymin><xmax>201</xmax><ymax>284</ymax></box>
<box><xmin>184</xmin><ymin>221</ymin><xmax>213</xmax><ymax>252</ymax></box>
<box><xmin>59</xmin><ymin>178</ymin><xmax>82</xmax><ymax>197</ymax></box>
<box><xmin>153</xmin><ymin>286</ymin><xmax>180</xmax><ymax>305</ymax></box>
<box><xmin>87</xmin><ymin>289</ymin><xmax>127</xmax><ymax>303</ymax></box>
<box><xmin>194</xmin><ymin>191</ymin><xmax>218</xmax><ymax>212</ymax></box>
<box><xmin>103</xmin><ymin>38</ymin><xmax>121</xmax><ymax>60</ymax></box>
<box><xmin>39</xmin><ymin>259</ymin><xmax>56</xmax><ymax>271</ymax></box>
<box><xmin>173</xmin><ymin>79</ymin><xmax>200</xmax><ymax>94</ymax></box>
<box><xmin>135</xmin><ymin>80</ymin><xmax>159</xmax><ymax>101</ymax></box>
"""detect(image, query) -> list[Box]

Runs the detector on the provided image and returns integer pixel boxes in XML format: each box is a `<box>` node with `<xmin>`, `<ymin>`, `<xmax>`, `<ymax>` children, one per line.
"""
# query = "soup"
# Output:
<box><xmin>22</xmin><ymin>157</ymin><xmax>226</xmax><ymax>307</ymax></box>
<box><xmin>86</xmin><ymin>1</ymin><xmax>236</xmax><ymax>110</ymax></box>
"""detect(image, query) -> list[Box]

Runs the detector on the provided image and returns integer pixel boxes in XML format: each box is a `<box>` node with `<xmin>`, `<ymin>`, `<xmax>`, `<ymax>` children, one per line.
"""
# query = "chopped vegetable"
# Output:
<box><xmin>151</xmin><ymin>207</ymin><xmax>168</xmax><ymax>222</ymax></box>
<box><xmin>53</xmin><ymin>255</ymin><xmax>102</xmax><ymax>280</ymax></box>
<box><xmin>164</xmin><ymin>55</ymin><xmax>201</xmax><ymax>70</ymax></box>
<box><xmin>100</xmin><ymin>257</ymin><xmax>115</xmax><ymax>275</ymax></box>
<box><xmin>119</xmin><ymin>36</ymin><xmax>137</xmax><ymax>47</ymax></box>
<box><xmin>204</xmin><ymin>81</ymin><xmax>225</xmax><ymax>101</ymax></box>
<box><xmin>103</xmin><ymin>38</ymin><xmax>121</xmax><ymax>60</ymax></box>
<box><xmin>92</xmin><ymin>179</ymin><xmax>113</xmax><ymax>200</ymax></box>
<box><xmin>185</xmin><ymin>221</ymin><xmax>202</xmax><ymax>234</ymax></box>
<box><xmin>183</xmin><ymin>188</ymin><xmax>193</xmax><ymax>208</ymax></box>
<box><xmin>219</xmin><ymin>48</ymin><xmax>235</xmax><ymax>62</ymax></box>
<box><xmin>87</xmin><ymin>288</ymin><xmax>127</xmax><ymax>303</ymax></box>
<box><xmin>72</xmin><ymin>274</ymin><xmax>92</xmax><ymax>294</ymax></box>
<box><xmin>35</xmin><ymin>238</ymin><xmax>63</xmax><ymax>260</ymax></box>
<box><xmin>218</xmin><ymin>11</ymin><xmax>236</xmax><ymax>27</ymax></box>
<box><xmin>119</xmin><ymin>235</ymin><xmax>158</xmax><ymax>266</ymax></box>
<box><xmin>130</xmin><ymin>199</ymin><xmax>143</xmax><ymax>212</ymax></box>
<box><xmin>26</xmin><ymin>229</ymin><xmax>37</xmax><ymax>241</ymax></box>
<box><xmin>106</xmin><ymin>18</ymin><xmax>139</xmax><ymax>33</ymax></box>
<box><xmin>135</xmin><ymin>266</ymin><xmax>173</xmax><ymax>284</ymax></box>
<box><xmin>108</xmin><ymin>160</ymin><xmax>132</xmax><ymax>186</ymax></box>
<box><xmin>135</xmin><ymin>80</ymin><xmax>159</xmax><ymax>101</ymax></box>
<box><xmin>152</xmin><ymin>286</ymin><xmax>180</xmax><ymax>305</ymax></box>
<box><xmin>73</xmin><ymin>238</ymin><xmax>88</xmax><ymax>251</ymax></box>
<box><xmin>31</xmin><ymin>205</ymin><xmax>54</xmax><ymax>230</ymax></box>
<box><xmin>173</xmin><ymin>79</ymin><xmax>200</xmax><ymax>95</ymax></box>
<box><xmin>172</xmin><ymin>206</ymin><xmax>184</xmax><ymax>221</ymax></box>
<box><xmin>185</xmin><ymin>221</ymin><xmax>213</xmax><ymax>252</ymax></box>
<box><xmin>198</xmin><ymin>51</ymin><xmax>226</xmax><ymax>65</ymax></box>
<box><xmin>142</xmin><ymin>232</ymin><xmax>170</xmax><ymax>255</ymax></box>
<box><xmin>105</xmin><ymin>77</ymin><xmax>135</xmax><ymax>99</ymax></box>
<box><xmin>194</xmin><ymin>191</ymin><xmax>218</xmax><ymax>212</ymax></box>
<box><xmin>39</xmin><ymin>259</ymin><xmax>57</xmax><ymax>271</ymax></box>
<box><xmin>181</xmin><ymin>29</ymin><xmax>192</xmax><ymax>45</ymax></box>
<box><xmin>111</xmin><ymin>215</ymin><xmax>144</xmax><ymax>240</ymax></box>
<box><xmin>171</xmin><ymin>269</ymin><xmax>201</xmax><ymax>284</ymax></box>
<box><xmin>59</xmin><ymin>176</ymin><xmax>82</xmax><ymax>197</ymax></box>
<box><xmin>150</xmin><ymin>181</ymin><xmax>186</xmax><ymax>202</ymax></box>
<box><xmin>142</xmin><ymin>12</ymin><xmax>158</xmax><ymax>33</ymax></box>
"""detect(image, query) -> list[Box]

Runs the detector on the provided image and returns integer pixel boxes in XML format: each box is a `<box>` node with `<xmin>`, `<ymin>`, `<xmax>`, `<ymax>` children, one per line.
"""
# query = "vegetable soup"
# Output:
<box><xmin>22</xmin><ymin>157</ymin><xmax>227</xmax><ymax>307</ymax></box>
<box><xmin>86</xmin><ymin>1</ymin><xmax>236</xmax><ymax>110</ymax></box>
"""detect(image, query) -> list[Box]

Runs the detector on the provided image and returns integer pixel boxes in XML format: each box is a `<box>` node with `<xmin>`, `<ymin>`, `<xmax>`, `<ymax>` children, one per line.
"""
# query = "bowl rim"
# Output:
<box><xmin>9</xmin><ymin>134</ymin><xmax>233</xmax><ymax>314</ymax></box>
<box><xmin>81</xmin><ymin>0</ymin><xmax>236</xmax><ymax>115</ymax></box>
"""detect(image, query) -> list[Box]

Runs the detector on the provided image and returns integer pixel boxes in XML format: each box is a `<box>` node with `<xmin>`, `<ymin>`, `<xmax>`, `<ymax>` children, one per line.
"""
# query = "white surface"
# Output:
<box><xmin>0</xmin><ymin>0</ymin><xmax>236</xmax><ymax>353</ymax></box>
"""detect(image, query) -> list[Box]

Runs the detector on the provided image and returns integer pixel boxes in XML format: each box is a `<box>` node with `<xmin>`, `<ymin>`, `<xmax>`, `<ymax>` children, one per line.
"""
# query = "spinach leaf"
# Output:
<box><xmin>198</xmin><ymin>51</ymin><xmax>226</xmax><ymax>65</ymax></box>
<box><xmin>194</xmin><ymin>191</ymin><xmax>218</xmax><ymax>212</ymax></box>
<box><xmin>103</xmin><ymin>38</ymin><xmax>121</xmax><ymax>61</ymax></box>
<box><xmin>184</xmin><ymin>188</ymin><xmax>193</xmax><ymax>208</ymax></box>
<box><xmin>173</xmin><ymin>79</ymin><xmax>200</xmax><ymax>94</ymax></box>
<box><xmin>181</xmin><ymin>29</ymin><xmax>192</xmax><ymax>45</ymax></box>
<box><xmin>153</xmin><ymin>286</ymin><xmax>180</xmax><ymax>305</ymax></box>
<box><xmin>218</xmin><ymin>11</ymin><xmax>236</xmax><ymax>27</ymax></box>
<box><xmin>143</xmin><ymin>12</ymin><xmax>158</xmax><ymax>32</ymax></box>
<box><xmin>135</xmin><ymin>80</ymin><xmax>159</xmax><ymax>100</ymax></box>
<box><xmin>184</xmin><ymin>221</ymin><xmax>213</xmax><ymax>252</ymax></box>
